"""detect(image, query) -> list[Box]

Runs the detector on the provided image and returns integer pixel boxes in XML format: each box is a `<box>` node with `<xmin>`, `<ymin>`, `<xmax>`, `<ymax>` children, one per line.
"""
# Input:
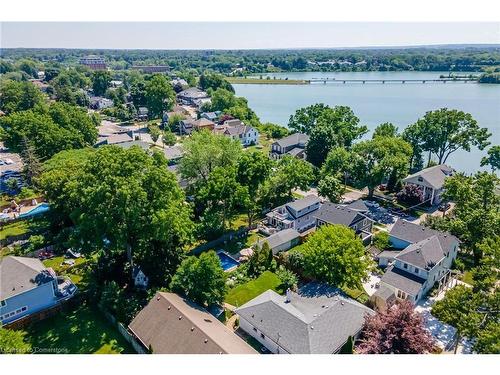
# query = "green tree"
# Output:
<box><xmin>480</xmin><ymin>145</ymin><xmax>500</xmax><ymax>172</ymax></box>
<box><xmin>92</xmin><ymin>70</ymin><xmax>112</xmax><ymax>96</ymax></box>
<box><xmin>472</xmin><ymin>236</ymin><xmax>500</xmax><ymax>293</ymax></box>
<box><xmin>300</xmin><ymin>224</ymin><xmax>372</xmax><ymax>288</ymax></box>
<box><xmin>148</xmin><ymin>123</ymin><xmax>161</xmax><ymax>143</ymax></box>
<box><xmin>236</xmin><ymin>151</ymin><xmax>273</xmax><ymax>194</ymax></box>
<box><xmin>306</xmin><ymin>106</ymin><xmax>367</xmax><ymax>167</ymax></box>
<box><xmin>145</xmin><ymin>74</ymin><xmax>175</xmax><ymax>119</ymax></box>
<box><xmin>443</xmin><ymin>172</ymin><xmax>500</xmax><ymax>264</ymax></box>
<box><xmin>0</xmin><ymin>80</ymin><xmax>46</xmax><ymax>114</ymax></box>
<box><xmin>180</xmin><ymin>130</ymin><xmax>242</xmax><ymax>184</ymax></box>
<box><xmin>288</xmin><ymin>103</ymin><xmax>330</xmax><ymax>134</ymax></box>
<box><xmin>408</xmin><ymin>108</ymin><xmax>491</xmax><ymax>165</ymax></box>
<box><xmin>162</xmin><ymin>129</ymin><xmax>176</xmax><ymax>147</ymax></box>
<box><xmin>20</xmin><ymin>137</ymin><xmax>42</xmax><ymax>186</ymax></box>
<box><xmin>373</xmin><ymin>231</ymin><xmax>390</xmax><ymax>250</ymax></box>
<box><xmin>199</xmin><ymin>72</ymin><xmax>234</xmax><ymax>93</ymax></box>
<box><xmin>317</xmin><ymin>174</ymin><xmax>344</xmax><ymax>203</ymax></box>
<box><xmin>432</xmin><ymin>285</ymin><xmax>483</xmax><ymax>353</ymax></box>
<box><xmin>349</xmin><ymin>137</ymin><xmax>412</xmax><ymax>197</ymax></box>
<box><xmin>170</xmin><ymin>251</ymin><xmax>227</xmax><ymax>307</ymax></box>
<box><xmin>0</xmin><ymin>326</ymin><xmax>31</xmax><ymax>354</ymax></box>
<box><xmin>373</xmin><ymin>122</ymin><xmax>398</xmax><ymax>138</ymax></box>
<box><xmin>276</xmin><ymin>265</ymin><xmax>298</xmax><ymax>290</ymax></box>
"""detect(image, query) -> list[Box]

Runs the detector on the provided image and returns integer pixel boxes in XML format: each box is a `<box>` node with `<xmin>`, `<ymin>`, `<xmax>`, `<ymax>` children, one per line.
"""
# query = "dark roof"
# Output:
<box><xmin>235</xmin><ymin>283</ymin><xmax>374</xmax><ymax>354</ymax></box>
<box><xmin>390</xmin><ymin>219</ymin><xmax>458</xmax><ymax>252</ymax></box>
<box><xmin>395</xmin><ymin>236</ymin><xmax>445</xmax><ymax>270</ymax></box>
<box><xmin>264</xmin><ymin>228</ymin><xmax>300</xmax><ymax>253</ymax></box>
<box><xmin>313</xmin><ymin>202</ymin><xmax>370</xmax><ymax>227</ymax></box>
<box><xmin>286</xmin><ymin>195</ymin><xmax>321</xmax><ymax>213</ymax></box>
<box><xmin>346</xmin><ymin>199</ymin><xmax>369</xmax><ymax>213</ymax></box>
<box><xmin>129</xmin><ymin>292</ymin><xmax>257</xmax><ymax>354</ymax></box>
<box><xmin>274</xmin><ymin>133</ymin><xmax>309</xmax><ymax>148</ymax></box>
<box><xmin>380</xmin><ymin>266</ymin><xmax>426</xmax><ymax>296</ymax></box>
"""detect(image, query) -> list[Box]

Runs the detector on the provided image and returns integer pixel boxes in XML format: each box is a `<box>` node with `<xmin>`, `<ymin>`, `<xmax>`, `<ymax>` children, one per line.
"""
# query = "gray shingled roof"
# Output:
<box><xmin>177</xmin><ymin>87</ymin><xmax>208</xmax><ymax>99</ymax></box>
<box><xmin>390</xmin><ymin>219</ymin><xmax>458</xmax><ymax>252</ymax></box>
<box><xmin>274</xmin><ymin>133</ymin><xmax>309</xmax><ymax>148</ymax></box>
<box><xmin>313</xmin><ymin>202</ymin><xmax>369</xmax><ymax>227</ymax></box>
<box><xmin>403</xmin><ymin>164</ymin><xmax>453</xmax><ymax>189</ymax></box>
<box><xmin>380</xmin><ymin>266</ymin><xmax>426</xmax><ymax>296</ymax></box>
<box><xmin>264</xmin><ymin>228</ymin><xmax>300</xmax><ymax>253</ymax></box>
<box><xmin>235</xmin><ymin>283</ymin><xmax>374</xmax><ymax>354</ymax></box>
<box><xmin>395</xmin><ymin>236</ymin><xmax>445</xmax><ymax>270</ymax></box>
<box><xmin>347</xmin><ymin>199</ymin><xmax>369</xmax><ymax>213</ymax></box>
<box><xmin>163</xmin><ymin>145</ymin><xmax>184</xmax><ymax>160</ymax></box>
<box><xmin>286</xmin><ymin>195</ymin><xmax>320</xmax><ymax>213</ymax></box>
<box><xmin>0</xmin><ymin>256</ymin><xmax>53</xmax><ymax>300</ymax></box>
<box><xmin>114</xmin><ymin>140</ymin><xmax>151</xmax><ymax>151</ymax></box>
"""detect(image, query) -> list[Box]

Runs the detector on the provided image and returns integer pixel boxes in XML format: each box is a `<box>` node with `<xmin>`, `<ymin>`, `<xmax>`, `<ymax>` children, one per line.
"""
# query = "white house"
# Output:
<box><xmin>402</xmin><ymin>164</ymin><xmax>454</xmax><ymax>206</ymax></box>
<box><xmin>133</xmin><ymin>266</ymin><xmax>149</xmax><ymax>289</ymax></box>
<box><xmin>266</xmin><ymin>195</ymin><xmax>321</xmax><ymax>233</ymax></box>
<box><xmin>213</xmin><ymin>119</ymin><xmax>259</xmax><ymax>146</ymax></box>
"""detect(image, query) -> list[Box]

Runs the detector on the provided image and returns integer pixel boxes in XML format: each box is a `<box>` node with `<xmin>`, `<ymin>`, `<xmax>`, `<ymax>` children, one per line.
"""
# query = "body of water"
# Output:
<box><xmin>233</xmin><ymin>71</ymin><xmax>500</xmax><ymax>174</ymax></box>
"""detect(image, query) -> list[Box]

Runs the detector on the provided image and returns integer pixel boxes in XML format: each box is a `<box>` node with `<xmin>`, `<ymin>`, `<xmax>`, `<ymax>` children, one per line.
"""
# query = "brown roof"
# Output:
<box><xmin>193</xmin><ymin>118</ymin><xmax>215</xmax><ymax>129</ymax></box>
<box><xmin>128</xmin><ymin>292</ymin><xmax>257</xmax><ymax>354</ymax></box>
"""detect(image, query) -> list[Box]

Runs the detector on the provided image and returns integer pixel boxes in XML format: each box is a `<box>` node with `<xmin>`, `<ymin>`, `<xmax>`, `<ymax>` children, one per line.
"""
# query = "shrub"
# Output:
<box><xmin>276</xmin><ymin>266</ymin><xmax>298</xmax><ymax>290</ymax></box>
<box><xmin>396</xmin><ymin>184</ymin><xmax>423</xmax><ymax>206</ymax></box>
<box><xmin>373</xmin><ymin>231</ymin><xmax>390</xmax><ymax>250</ymax></box>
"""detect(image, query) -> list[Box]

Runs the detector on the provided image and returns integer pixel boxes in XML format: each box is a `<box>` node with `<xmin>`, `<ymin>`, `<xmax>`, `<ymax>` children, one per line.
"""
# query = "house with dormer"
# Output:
<box><xmin>266</xmin><ymin>195</ymin><xmax>321</xmax><ymax>233</ymax></box>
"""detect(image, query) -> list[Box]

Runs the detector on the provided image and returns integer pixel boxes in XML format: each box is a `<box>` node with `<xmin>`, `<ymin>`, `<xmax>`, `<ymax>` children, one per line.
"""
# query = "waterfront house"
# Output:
<box><xmin>372</xmin><ymin>219</ymin><xmax>459</xmax><ymax>307</ymax></box>
<box><xmin>177</xmin><ymin>87</ymin><xmax>210</xmax><ymax>107</ymax></box>
<box><xmin>313</xmin><ymin>202</ymin><xmax>373</xmax><ymax>244</ymax></box>
<box><xmin>235</xmin><ymin>283</ymin><xmax>374</xmax><ymax>354</ymax></box>
<box><xmin>213</xmin><ymin>119</ymin><xmax>259</xmax><ymax>146</ymax></box>
<box><xmin>128</xmin><ymin>292</ymin><xmax>257</xmax><ymax>354</ymax></box>
<box><xmin>0</xmin><ymin>256</ymin><xmax>77</xmax><ymax>325</ymax></box>
<box><xmin>269</xmin><ymin>133</ymin><xmax>309</xmax><ymax>160</ymax></box>
<box><xmin>266</xmin><ymin>195</ymin><xmax>321</xmax><ymax>233</ymax></box>
<box><xmin>402</xmin><ymin>164</ymin><xmax>454</xmax><ymax>206</ymax></box>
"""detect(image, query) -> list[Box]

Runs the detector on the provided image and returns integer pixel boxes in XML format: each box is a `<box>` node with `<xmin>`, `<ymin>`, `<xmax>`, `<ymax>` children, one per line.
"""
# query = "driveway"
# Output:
<box><xmin>415</xmin><ymin>280</ymin><xmax>473</xmax><ymax>354</ymax></box>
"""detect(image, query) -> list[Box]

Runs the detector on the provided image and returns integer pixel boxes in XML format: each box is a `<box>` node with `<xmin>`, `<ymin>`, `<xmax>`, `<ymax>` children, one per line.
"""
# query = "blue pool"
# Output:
<box><xmin>19</xmin><ymin>203</ymin><xmax>50</xmax><ymax>219</ymax></box>
<box><xmin>217</xmin><ymin>251</ymin><xmax>240</xmax><ymax>271</ymax></box>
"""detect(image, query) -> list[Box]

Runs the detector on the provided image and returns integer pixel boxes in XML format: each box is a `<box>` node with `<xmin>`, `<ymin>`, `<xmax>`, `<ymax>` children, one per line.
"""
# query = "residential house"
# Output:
<box><xmin>29</xmin><ymin>79</ymin><xmax>49</xmax><ymax>93</ymax></box>
<box><xmin>179</xmin><ymin>118</ymin><xmax>196</xmax><ymax>135</ymax></box>
<box><xmin>114</xmin><ymin>140</ymin><xmax>151</xmax><ymax>152</ymax></box>
<box><xmin>402</xmin><ymin>164</ymin><xmax>454</xmax><ymax>206</ymax></box>
<box><xmin>0</xmin><ymin>256</ymin><xmax>77</xmax><ymax>325</ymax></box>
<box><xmin>162</xmin><ymin>106</ymin><xmax>188</xmax><ymax>126</ymax></box>
<box><xmin>213</xmin><ymin>119</ymin><xmax>259</xmax><ymax>146</ymax></box>
<box><xmin>314</xmin><ymin>202</ymin><xmax>373</xmax><ymax>244</ymax></box>
<box><xmin>110</xmin><ymin>80</ymin><xmax>123</xmax><ymax>88</ymax></box>
<box><xmin>269</xmin><ymin>133</ymin><xmax>309</xmax><ymax>160</ymax></box>
<box><xmin>163</xmin><ymin>145</ymin><xmax>184</xmax><ymax>164</ymax></box>
<box><xmin>128</xmin><ymin>292</ymin><xmax>257</xmax><ymax>354</ymax></box>
<box><xmin>258</xmin><ymin>228</ymin><xmax>301</xmax><ymax>255</ymax></box>
<box><xmin>200</xmin><ymin>112</ymin><xmax>220</xmax><ymax>122</ymax></box>
<box><xmin>95</xmin><ymin>132</ymin><xmax>134</xmax><ymax>147</ymax></box>
<box><xmin>177</xmin><ymin>88</ymin><xmax>210</xmax><ymax>107</ymax></box>
<box><xmin>373</xmin><ymin>219</ymin><xmax>459</xmax><ymax>307</ymax></box>
<box><xmin>235</xmin><ymin>283</ymin><xmax>374</xmax><ymax>354</ymax></box>
<box><xmin>90</xmin><ymin>96</ymin><xmax>113</xmax><ymax>110</ymax></box>
<box><xmin>171</xmin><ymin>78</ymin><xmax>189</xmax><ymax>92</ymax></box>
<box><xmin>266</xmin><ymin>195</ymin><xmax>321</xmax><ymax>233</ymax></box>
<box><xmin>179</xmin><ymin>118</ymin><xmax>215</xmax><ymax>135</ymax></box>
<box><xmin>132</xmin><ymin>266</ymin><xmax>149</xmax><ymax>289</ymax></box>
<box><xmin>137</xmin><ymin>107</ymin><xmax>149</xmax><ymax>121</ymax></box>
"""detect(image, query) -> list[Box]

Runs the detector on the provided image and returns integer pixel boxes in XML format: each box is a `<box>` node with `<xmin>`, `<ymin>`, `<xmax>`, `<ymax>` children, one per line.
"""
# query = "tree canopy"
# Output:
<box><xmin>199</xmin><ymin>72</ymin><xmax>234</xmax><ymax>93</ymax></box>
<box><xmin>92</xmin><ymin>70</ymin><xmax>112</xmax><ymax>96</ymax></box>
<box><xmin>481</xmin><ymin>145</ymin><xmax>500</xmax><ymax>172</ymax></box>
<box><xmin>0</xmin><ymin>80</ymin><xmax>46</xmax><ymax>114</ymax></box>
<box><xmin>144</xmin><ymin>74</ymin><xmax>175</xmax><ymax>119</ymax></box>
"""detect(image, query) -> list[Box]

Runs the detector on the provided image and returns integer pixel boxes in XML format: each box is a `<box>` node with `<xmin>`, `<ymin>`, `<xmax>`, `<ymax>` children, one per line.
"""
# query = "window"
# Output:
<box><xmin>414</xmin><ymin>268</ymin><xmax>419</xmax><ymax>274</ymax></box>
<box><xmin>253</xmin><ymin>327</ymin><xmax>257</xmax><ymax>332</ymax></box>
<box><xmin>0</xmin><ymin>300</ymin><xmax>5</xmax><ymax>307</ymax></box>
<box><xmin>397</xmin><ymin>290</ymin><xmax>407</xmax><ymax>300</ymax></box>
<box><xmin>21</xmin><ymin>307</ymin><xmax>27</xmax><ymax>312</ymax></box>
<box><xmin>260</xmin><ymin>333</ymin><xmax>265</xmax><ymax>339</ymax></box>
<box><xmin>403</xmin><ymin>263</ymin><xmax>408</xmax><ymax>269</ymax></box>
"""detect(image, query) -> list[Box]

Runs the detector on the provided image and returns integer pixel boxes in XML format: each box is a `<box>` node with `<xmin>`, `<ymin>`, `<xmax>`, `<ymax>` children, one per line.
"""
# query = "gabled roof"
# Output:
<box><xmin>313</xmin><ymin>202</ymin><xmax>370</xmax><ymax>227</ymax></box>
<box><xmin>129</xmin><ymin>292</ymin><xmax>257</xmax><ymax>354</ymax></box>
<box><xmin>273</xmin><ymin>133</ymin><xmax>309</xmax><ymax>149</ymax></box>
<box><xmin>102</xmin><ymin>133</ymin><xmax>133</xmax><ymax>145</ymax></box>
<box><xmin>380</xmin><ymin>265</ymin><xmax>426</xmax><ymax>297</ymax></box>
<box><xmin>346</xmin><ymin>199</ymin><xmax>369</xmax><ymax>213</ymax></box>
<box><xmin>177</xmin><ymin>87</ymin><xmax>209</xmax><ymax>99</ymax></box>
<box><xmin>163</xmin><ymin>145</ymin><xmax>184</xmax><ymax>160</ymax></box>
<box><xmin>403</xmin><ymin>164</ymin><xmax>454</xmax><ymax>190</ymax></box>
<box><xmin>390</xmin><ymin>219</ymin><xmax>458</xmax><ymax>252</ymax></box>
<box><xmin>0</xmin><ymin>256</ymin><xmax>53</xmax><ymax>300</ymax></box>
<box><xmin>395</xmin><ymin>236</ymin><xmax>445</xmax><ymax>270</ymax></box>
<box><xmin>235</xmin><ymin>283</ymin><xmax>374</xmax><ymax>354</ymax></box>
<box><xmin>286</xmin><ymin>195</ymin><xmax>321</xmax><ymax>213</ymax></box>
<box><xmin>264</xmin><ymin>228</ymin><xmax>300</xmax><ymax>253</ymax></box>
<box><xmin>193</xmin><ymin>118</ymin><xmax>215</xmax><ymax>128</ymax></box>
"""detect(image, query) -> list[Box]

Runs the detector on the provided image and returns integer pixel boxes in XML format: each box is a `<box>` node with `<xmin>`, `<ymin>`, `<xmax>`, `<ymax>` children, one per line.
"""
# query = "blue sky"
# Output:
<box><xmin>1</xmin><ymin>22</ymin><xmax>499</xmax><ymax>49</ymax></box>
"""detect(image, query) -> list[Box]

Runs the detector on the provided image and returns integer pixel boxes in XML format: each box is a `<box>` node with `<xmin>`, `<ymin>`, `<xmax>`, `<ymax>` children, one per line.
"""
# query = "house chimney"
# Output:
<box><xmin>285</xmin><ymin>288</ymin><xmax>292</xmax><ymax>303</ymax></box>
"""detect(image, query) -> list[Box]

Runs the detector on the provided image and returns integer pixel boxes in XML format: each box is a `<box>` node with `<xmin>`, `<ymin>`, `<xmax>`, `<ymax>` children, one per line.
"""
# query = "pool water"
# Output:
<box><xmin>217</xmin><ymin>251</ymin><xmax>240</xmax><ymax>271</ymax></box>
<box><xmin>19</xmin><ymin>203</ymin><xmax>50</xmax><ymax>219</ymax></box>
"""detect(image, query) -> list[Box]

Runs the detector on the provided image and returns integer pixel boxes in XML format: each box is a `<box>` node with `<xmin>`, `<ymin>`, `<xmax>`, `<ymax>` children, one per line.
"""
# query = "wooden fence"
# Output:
<box><xmin>100</xmin><ymin>308</ymin><xmax>146</xmax><ymax>354</ymax></box>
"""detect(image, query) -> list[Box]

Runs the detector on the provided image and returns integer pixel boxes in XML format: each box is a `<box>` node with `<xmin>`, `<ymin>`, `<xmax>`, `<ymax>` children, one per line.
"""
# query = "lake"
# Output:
<box><xmin>233</xmin><ymin>71</ymin><xmax>500</xmax><ymax>174</ymax></box>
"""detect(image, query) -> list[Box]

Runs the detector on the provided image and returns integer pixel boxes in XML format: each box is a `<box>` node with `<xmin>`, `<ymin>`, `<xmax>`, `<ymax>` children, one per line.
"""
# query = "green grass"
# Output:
<box><xmin>461</xmin><ymin>270</ymin><xmax>474</xmax><ymax>285</ymax></box>
<box><xmin>225</xmin><ymin>271</ymin><xmax>283</xmax><ymax>307</ymax></box>
<box><xmin>26</xmin><ymin>302</ymin><xmax>134</xmax><ymax>354</ymax></box>
<box><xmin>42</xmin><ymin>256</ymin><xmax>87</xmax><ymax>274</ymax></box>
<box><xmin>0</xmin><ymin>221</ymin><xmax>29</xmax><ymax>240</ymax></box>
<box><xmin>342</xmin><ymin>286</ymin><xmax>370</xmax><ymax>305</ymax></box>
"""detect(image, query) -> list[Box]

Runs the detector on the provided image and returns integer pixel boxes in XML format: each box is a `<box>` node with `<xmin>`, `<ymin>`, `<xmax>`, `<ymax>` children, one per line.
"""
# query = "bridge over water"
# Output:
<box><xmin>308</xmin><ymin>78</ymin><xmax>478</xmax><ymax>84</ymax></box>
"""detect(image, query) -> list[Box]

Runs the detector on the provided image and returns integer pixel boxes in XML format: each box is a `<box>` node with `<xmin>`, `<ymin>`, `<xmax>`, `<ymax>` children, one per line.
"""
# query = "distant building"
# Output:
<box><xmin>0</xmin><ymin>256</ymin><xmax>77</xmax><ymax>325</ymax></box>
<box><xmin>95</xmin><ymin>132</ymin><xmax>134</xmax><ymax>147</ymax></box>
<box><xmin>177</xmin><ymin>88</ymin><xmax>210</xmax><ymax>107</ymax></box>
<box><xmin>163</xmin><ymin>145</ymin><xmax>184</xmax><ymax>164</ymax></box>
<box><xmin>129</xmin><ymin>292</ymin><xmax>257</xmax><ymax>354</ymax></box>
<box><xmin>80</xmin><ymin>55</ymin><xmax>107</xmax><ymax>70</ymax></box>
<box><xmin>131</xmin><ymin>65</ymin><xmax>170</xmax><ymax>73</ymax></box>
<box><xmin>213</xmin><ymin>119</ymin><xmax>259</xmax><ymax>146</ymax></box>
<box><xmin>90</xmin><ymin>96</ymin><xmax>113</xmax><ymax>110</ymax></box>
<box><xmin>136</xmin><ymin>107</ymin><xmax>149</xmax><ymax>121</ymax></box>
<box><xmin>269</xmin><ymin>133</ymin><xmax>309</xmax><ymax>160</ymax></box>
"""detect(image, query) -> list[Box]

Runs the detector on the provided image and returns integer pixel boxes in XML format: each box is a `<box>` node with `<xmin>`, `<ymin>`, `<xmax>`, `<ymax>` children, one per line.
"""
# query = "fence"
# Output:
<box><xmin>100</xmin><ymin>308</ymin><xmax>147</xmax><ymax>354</ymax></box>
<box><xmin>190</xmin><ymin>227</ymin><xmax>249</xmax><ymax>255</ymax></box>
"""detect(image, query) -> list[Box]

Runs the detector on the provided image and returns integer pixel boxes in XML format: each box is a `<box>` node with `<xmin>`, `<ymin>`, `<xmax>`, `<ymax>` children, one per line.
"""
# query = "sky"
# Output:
<box><xmin>1</xmin><ymin>22</ymin><xmax>499</xmax><ymax>50</ymax></box>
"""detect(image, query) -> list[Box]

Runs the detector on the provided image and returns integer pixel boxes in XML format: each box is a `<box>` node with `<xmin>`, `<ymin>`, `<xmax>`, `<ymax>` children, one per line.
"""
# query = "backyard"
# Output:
<box><xmin>0</xmin><ymin>220</ymin><xmax>29</xmax><ymax>241</ymax></box>
<box><xmin>225</xmin><ymin>271</ymin><xmax>283</xmax><ymax>307</ymax></box>
<box><xmin>26</xmin><ymin>302</ymin><xmax>134</xmax><ymax>354</ymax></box>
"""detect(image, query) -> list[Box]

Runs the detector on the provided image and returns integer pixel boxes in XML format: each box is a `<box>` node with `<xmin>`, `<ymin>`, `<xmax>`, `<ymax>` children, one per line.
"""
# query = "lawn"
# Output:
<box><xmin>0</xmin><ymin>221</ymin><xmax>29</xmax><ymax>240</ymax></box>
<box><xmin>225</xmin><ymin>271</ymin><xmax>283</xmax><ymax>307</ymax></box>
<box><xmin>26</xmin><ymin>302</ymin><xmax>134</xmax><ymax>354</ymax></box>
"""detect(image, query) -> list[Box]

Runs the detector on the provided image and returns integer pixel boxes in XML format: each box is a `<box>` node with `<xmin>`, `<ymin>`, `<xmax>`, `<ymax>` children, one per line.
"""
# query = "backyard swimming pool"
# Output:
<box><xmin>217</xmin><ymin>251</ymin><xmax>240</xmax><ymax>272</ymax></box>
<box><xmin>19</xmin><ymin>203</ymin><xmax>50</xmax><ymax>219</ymax></box>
